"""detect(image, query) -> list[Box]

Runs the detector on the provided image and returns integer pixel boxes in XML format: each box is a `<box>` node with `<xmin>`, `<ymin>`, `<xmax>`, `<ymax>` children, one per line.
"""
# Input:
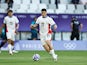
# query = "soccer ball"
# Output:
<box><xmin>33</xmin><ymin>54</ymin><xmax>40</xmax><ymax>61</ymax></box>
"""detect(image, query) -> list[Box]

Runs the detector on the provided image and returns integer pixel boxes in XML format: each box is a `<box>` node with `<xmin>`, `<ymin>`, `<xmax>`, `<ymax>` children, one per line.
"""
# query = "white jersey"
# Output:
<box><xmin>36</xmin><ymin>16</ymin><xmax>55</xmax><ymax>36</ymax></box>
<box><xmin>3</xmin><ymin>16</ymin><xmax>19</xmax><ymax>32</ymax></box>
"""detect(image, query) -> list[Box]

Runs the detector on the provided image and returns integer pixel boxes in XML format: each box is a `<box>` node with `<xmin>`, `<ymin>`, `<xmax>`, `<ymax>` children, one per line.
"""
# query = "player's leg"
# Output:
<box><xmin>43</xmin><ymin>44</ymin><xmax>50</xmax><ymax>52</ymax></box>
<box><xmin>11</xmin><ymin>33</ymin><xmax>18</xmax><ymax>53</ymax></box>
<box><xmin>6</xmin><ymin>32</ymin><xmax>13</xmax><ymax>55</ymax></box>
<box><xmin>11</xmin><ymin>40</ymin><xmax>14</xmax><ymax>51</ymax></box>
<box><xmin>0</xmin><ymin>33</ymin><xmax>7</xmax><ymax>53</ymax></box>
<box><xmin>31</xmin><ymin>31</ymin><xmax>37</xmax><ymax>40</ymax></box>
<box><xmin>46</xmin><ymin>40</ymin><xmax>54</xmax><ymax>54</ymax></box>
<box><xmin>41</xmin><ymin>37</ymin><xmax>50</xmax><ymax>52</ymax></box>
<box><xmin>44</xmin><ymin>34</ymin><xmax>57</xmax><ymax>61</ymax></box>
<box><xmin>11</xmin><ymin>41</ymin><xmax>18</xmax><ymax>53</ymax></box>
<box><xmin>70</xmin><ymin>32</ymin><xmax>75</xmax><ymax>40</ymax></box>
<box><xmin>76</xmin><ymin>32</ymin><xmax>79</xmax><ymax>40</ymax></box>
<box><xmin>7</xmin><ymin>39</ymin><xmax>13</xmax><ymax>55</ymax></box>
<box><xmin>0</xmin><ymin>40</ymin><xmax>7</xmax><ymax>53</ymax></box>
<box><xmin>45</xmin><ymin>40</ymin><xmax>57</xmax><ymax>61</ymax></box>
<box><xmin>40</xmin><ymin>35</ymin><xmax>50</xmax><ymax>52</ymax></box>
<box><xmin>0</xmin><ymin>40</ymin><xmax>7</xmax><ymax>48</ymax></box>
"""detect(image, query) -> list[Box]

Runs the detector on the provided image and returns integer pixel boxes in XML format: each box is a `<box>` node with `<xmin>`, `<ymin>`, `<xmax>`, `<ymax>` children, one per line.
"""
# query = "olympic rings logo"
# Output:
<box><xmin>64</xmin><ymin>42</ymin><xmax>77</xmax><ymax>50</ymax></box>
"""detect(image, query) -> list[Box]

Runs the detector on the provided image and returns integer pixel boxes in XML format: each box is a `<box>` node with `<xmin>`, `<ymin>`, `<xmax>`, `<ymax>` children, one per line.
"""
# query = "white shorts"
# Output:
<box><xmin>40</xmin><ymin>34</ymin><xmax>52</xmax><ymax>45</ymax></box>
<box><xmin>6</xmin><ymin>32</ymin><xmax>16</xmax><ymax>41</ymax></box>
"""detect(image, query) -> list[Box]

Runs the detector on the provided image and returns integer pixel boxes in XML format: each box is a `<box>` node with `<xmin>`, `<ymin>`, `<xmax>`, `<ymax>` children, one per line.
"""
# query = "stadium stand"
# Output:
<box><xmin>31</xmin><ymin>0</ymin><xmax>40</xmax><ymax>4</ymax></box>
<box><xmin>47</xmin><ymin>9</ymin><xmax>55</xmax><ymax>13</ymax></box>
<box><xmin>0</xmin><ymin>0</ymin><xmax>87</xmax><ymax>14</ymax></box>
<box><xmin>41</xmin><ymin>0</ymin><xmax>49</xmax><ymax>4</ymax></box>
<box><xmin>60</xmin><ymin>0</ymin><xmax>71</xmax><ymax>4</ymax></box>
<box><xmin>48</xmin><ymin>4</ymin><xmax>56</xmax><ymax>9</ymax></box>
<box><xmin>50</xmin><ymin>0</ymin><xmax>56</xmax><ymax>4</ymax></box>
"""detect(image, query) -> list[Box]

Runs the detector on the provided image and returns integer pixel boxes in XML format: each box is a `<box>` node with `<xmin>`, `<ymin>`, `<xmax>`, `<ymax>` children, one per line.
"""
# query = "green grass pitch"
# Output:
<box><xmin>0</xmin><ymin>51</ymin><xmax>87</xmax><ymax>65</ymax></box>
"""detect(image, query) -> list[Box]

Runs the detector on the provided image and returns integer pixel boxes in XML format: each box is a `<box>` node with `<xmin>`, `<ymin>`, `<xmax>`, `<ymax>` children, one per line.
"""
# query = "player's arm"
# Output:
<box><xmin>32</xmin><ymin>18</ymin><xmax>39</xmax><ymax>28</ymax></box>
<box><xmin>32</xmin><ymin>24</ymin><xmax>38</xmax><ymax>28</ymax></box>
<box><xmin>0</xmin><ymin>17</ymin><xmax>6</xmax><ymax>34</ymax></box>
<box><xmin>30</xmin><ymin>24</ymin><xmax>34</xmax><ymax>29</ymax></box>
<box><xmin>50</xmin><ymin>18</ymin><xmax>57</xmax><ymax>30</ymax></box>
<box><xmin>15</xmin><ymin>16</ymin><xmax>19</xmax><ymax>29</ymax></box>
<box><xmin>52</xmin><ymin>24</ymin><xmax>57</xmax><ymax>29</ymax></box>
<box><xmin>15</xmin><ymin>17</ymin><xmax>19</xmax><ymax>34</ymax></box>
<box><xmin>0</xmin><ymin>24</ymin><xmax>5</xmax><ymax>34</ymax></box>
<box><xmin>80</xmin><ymin>23</ymin><xmax>83</xmax><ymax>31</ymax></box>
<box><xmin>16</xmin><ymin>23</ymin><xmax>19</xmax><ymax>30</ymax></box>
<box><xmin>70</xmin><ymin>21</ymin><xmax>73</xmax><ymax>30</ymax></box>
<box><xmin>51</xmin><ymin>24</ymin><xmax>57</xmax><ymax>32</ymax></box>
<box><xmin>30</xmin><ymin>22</ymin><xmax>37</xmax><ymax>29</ymax></box>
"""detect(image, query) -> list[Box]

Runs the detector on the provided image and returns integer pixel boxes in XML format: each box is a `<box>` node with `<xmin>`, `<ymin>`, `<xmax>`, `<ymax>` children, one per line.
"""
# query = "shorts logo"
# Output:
<box><xmin>64</xmin><ymin>42</ymin><xmax>77</xmax><ymax>50</ymax></box>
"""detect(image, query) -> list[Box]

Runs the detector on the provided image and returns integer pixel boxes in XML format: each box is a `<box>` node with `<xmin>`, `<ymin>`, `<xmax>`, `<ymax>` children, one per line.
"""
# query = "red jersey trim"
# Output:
<box><xmin>48</xmin><ymin>24</ymin><xmax>52</xmax><ymax>34</ymax></box>
<box><xmin>6</xmin><ymin>26</ymin><xmax>8</xmax><ymax>32</ymax></box>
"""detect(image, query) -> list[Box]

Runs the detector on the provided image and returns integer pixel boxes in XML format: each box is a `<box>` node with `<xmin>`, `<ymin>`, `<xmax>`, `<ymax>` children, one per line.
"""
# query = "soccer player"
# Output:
<box><xmin>70</xmin><ymin>17</ymin><xmax>83</xmax><ymax>40</ymax></box>
<box><xmin>33</xmin><ymin>9</ymin><xmax>58</xmax><ymax>61</ymax></box>
<box><xmin>0</xmin><ymin>10</ymin><xmax>19</xmax><ymax>55</ymax></box>
<box><xmin>0</xmin><ymin>24</ymin><xmax>18</xmax><ymax>53</ymax></box>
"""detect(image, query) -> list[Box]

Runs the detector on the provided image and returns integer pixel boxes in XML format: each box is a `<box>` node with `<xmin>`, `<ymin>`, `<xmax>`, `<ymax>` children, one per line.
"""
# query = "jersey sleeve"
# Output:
<box><xmin>36</xmin><ymin>18</ymin><xmax>40</xmax><ymax>24</ymax></box>
<box><xmin>3</xmin><ymin>17</ymin><xmax>6</xmax><ymax>24</ymax></box>
<box><xmin>49</xmin><ymin>18</ymin><xmax>56</xmax><ymax>25</ymax></box>
<box><xmin>15</xmin><ymin>17</ymin><xmax>19</xmax><ymax>24</ymax></box>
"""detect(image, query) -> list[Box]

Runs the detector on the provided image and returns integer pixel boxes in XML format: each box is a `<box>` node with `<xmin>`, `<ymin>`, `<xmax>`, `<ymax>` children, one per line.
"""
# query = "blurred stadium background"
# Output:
<box><xmin>0</xmin><ymin>0</ymin><xmax>87</xmax><ymax>65</ymax></box>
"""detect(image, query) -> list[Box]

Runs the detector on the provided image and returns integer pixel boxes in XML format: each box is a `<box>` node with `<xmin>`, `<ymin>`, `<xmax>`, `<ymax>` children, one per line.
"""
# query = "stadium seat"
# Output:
<box><xmin>17</xmin><ymin>9</ymin><xmax>27</xmax><ymax>13</ymax></box>
<box><xmin>50</xmin><ymin>0</ymin><xmax>56</xmax><ymax>4</ymax></box>
<box><xmin>0</xmin><ymin>9</ymin><xmax>6</xmax><ymax>13</ymax></box>
<box><xmin>27</xmin><ymin>9</ymin><xmax>36</xmax><ymax>13</ymax></box>
<box><xmin>0</xmin><ymin>3</ymin><xmax>8</xmax><ymax>10</ymax></box>
<box><xmin>55</xmin><ymin>9</ymin><xmax>65</xmax><ymax>14</ymax></box>
<box><xmin>58</xmin><ymin>4</ymin><xmax>66</xmax><ymax>10</ymax></box>
<box><xmin>65</xmin><ymin>9</ymin><xmax>74</xmax><ymax>14</ymax></box>
<box><xmin>14</xmin><ymin>0</ymin><xmax>22</xmax><ymax>4</ymax></box>
<box><xmin>55</xmin><ymin>33</ymin><xmax>61</xmax><ymax>40</ymax></box>
<box><xmin>60</xmin><ymin>0</ymin><xmax>71</xmax><ymax>4</ymax></box>
<box><xmin>31</xmin><ymin>0</ymin><xmax>40</xmax><ymax>4</ymax></box>
<box><xmin>63</xmin><ymin>32</ymin><xmax>71</xmax><ymax>40</ymax></box>
<box><xmin>47</xmin><ymin>9</ymin><xmax>55</xmax><ymax>13</ymax></box>
<box><xmin>67</xmin><ymin>4</ymin><xmax>75</xmax><ymax>10</ymax></box>
<box><xmin>22</xmin><ymin>0</ymin><xmax>31</xmax><ymax>4</ymax></box>
<box><xmin>41</xmin><ymin>0</ymin><xmax>49</xmax><ymax>4</ymax></box>
<box><xmin>85</xmin><ymin>5</ymin><xmax>87</xmax><ymax>9</ymax></box>
<box><xmin>84</xmin><ymin>10</ymin><xmax>87</xmax><ymax>13</ymax></box>
<box><xmin>74</xmin><ymin>10</ymin><xmax>84</xmax><ymax>14</ymax></box>
<box><xmin>12</xmin><ymin>4</ymin><xmax>20</xmax><ymax>11</ymax></box>
<box><xmin>20</xmin><ymin>4</ymin><xmax>28</xmax><ymax>10</ymax></box>
<box><xmin>38</xmin><ymin>4</ymin><xmax>47</xmax><ymax>10</ymax></box>
<box><xmin>76</xmin><ymin>4</ymin><xmax>85</xmax><ymax>10</ymax></box>
<box><xmin>29</xmin><ymin>4</ymin><xmax>38</xmax><ymax>10</ymax></box>
<box><xmin>48</xmin><ymin>4</ymin><xmax>56</xmax><ymax>9</ymax></box>
<box><xmin>0</xmin><ymin>0</ymin><xmax>5</xmax><ymax>3</ymax></box>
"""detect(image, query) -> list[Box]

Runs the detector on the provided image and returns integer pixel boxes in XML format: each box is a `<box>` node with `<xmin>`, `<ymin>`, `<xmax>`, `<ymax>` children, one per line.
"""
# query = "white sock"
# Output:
<box><xmin>8</xmin><ymin>44</ymin><xmax>12</xmax><ymax>54</ymax></box>
<box><xmin>12</xmin><ymin>46</ymin><xmax>14</xmax><ymax>50</ymax></box>
<box><xmin>49</xmin><ymin>49</ymin><xmax>56</xmax><ymax>56</ymax></box>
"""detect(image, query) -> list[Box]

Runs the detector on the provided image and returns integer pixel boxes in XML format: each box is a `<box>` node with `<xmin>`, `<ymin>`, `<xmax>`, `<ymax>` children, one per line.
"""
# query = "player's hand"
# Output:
<box><xmin>30</xmin><ymin>25</ymin><xmax>36</xmax><ymax>29</ymax></box>
<box><xmin>15</xmin><ymin>31</ymin><xmax>18</xmax><ymax>34</ymax></box>
<box><xmin>54</xmin><ymin>25</ymin><xmax>57</xmax><ymax>30</ymax></box>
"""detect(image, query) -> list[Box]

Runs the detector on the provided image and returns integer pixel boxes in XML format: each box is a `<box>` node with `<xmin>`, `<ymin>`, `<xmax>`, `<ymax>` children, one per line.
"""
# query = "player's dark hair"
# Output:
<box><xmin>41</xmin><ymin>8</ymin><xmax>47</xmax><ymax>12</ymax></box>
<box><xmin>7</xmin><ymin>10</ymin><xmax>13</xmax><ymax>14</ymax></box>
